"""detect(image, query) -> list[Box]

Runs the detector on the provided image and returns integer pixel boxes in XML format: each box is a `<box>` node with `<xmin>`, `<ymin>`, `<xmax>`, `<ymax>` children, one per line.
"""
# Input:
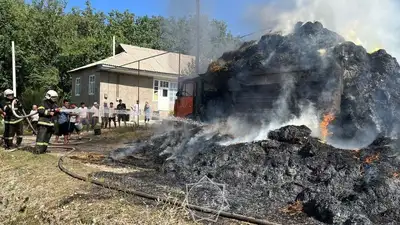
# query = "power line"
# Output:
<box><xmin>238</xmin><ymin>28</ymin><xmax>274</xmax><ymax>39</ymax></box>
<box><xmin>94</xmin><ymin>27</ymin><xmax>277</xmax><ymax>74</ymax></box>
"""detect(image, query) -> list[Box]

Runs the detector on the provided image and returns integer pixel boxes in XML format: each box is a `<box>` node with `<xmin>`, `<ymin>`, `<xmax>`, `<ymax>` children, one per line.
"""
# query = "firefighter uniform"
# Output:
<box><xmin>2</xmin><ymin>92</ymin><xmax>23</xmax><ymax>150</ymax></box>
<box><xmin>35</xmin><ymin>92</ymin><xmax>59</xmax><ymax>154</ymax></box>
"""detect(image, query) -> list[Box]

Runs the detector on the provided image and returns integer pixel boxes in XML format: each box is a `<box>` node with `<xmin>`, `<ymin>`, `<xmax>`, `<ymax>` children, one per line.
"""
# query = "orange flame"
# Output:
<box><xmin>208</xmin><ymin>61</ymin><xmax>227</xmax><ymax>72</ymax></box>
<box><xmin>281</xmin><ymin>200</ymin><xmax>303</xmax><ymax>215</ymax></box>
<box><xmin>364</xmin><ymin>153</ymin><xmax>380</xmax><ymax>164</ymax></box>
<box><xmin>320</xmin><ymin>113</ymin><xmax>335</xmax><ymax>143</ymax></box>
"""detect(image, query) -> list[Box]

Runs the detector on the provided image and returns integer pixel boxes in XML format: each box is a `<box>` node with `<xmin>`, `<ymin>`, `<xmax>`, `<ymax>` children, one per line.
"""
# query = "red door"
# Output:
<box><xmin>174</xmin><ymin>97</ymin><xmax>194</xmax><ymax>118</ymax></box>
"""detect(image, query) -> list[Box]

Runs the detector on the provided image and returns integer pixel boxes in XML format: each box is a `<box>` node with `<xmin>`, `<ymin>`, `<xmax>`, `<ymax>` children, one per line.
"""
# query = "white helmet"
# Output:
<box><xmin>45</xmin><ymin>90</ymin><xmax>58</xmax><ymax>102</ymax></box>
<box><xmin>4</xmin><ymin>89</ymin><xmax>14</xmax><ymax>98</ymax></box>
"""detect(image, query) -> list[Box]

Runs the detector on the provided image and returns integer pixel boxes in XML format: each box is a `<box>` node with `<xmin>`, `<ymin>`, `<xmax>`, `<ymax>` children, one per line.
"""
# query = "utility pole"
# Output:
<box><xmin>11</xmin><ymin>41</ymin><xmax>16</xmax><ymax>97</ymax></box>
<box><xmin>195</xmin><ymin>0</ymin><xmax>200</xmax><ymax>75</ymax></box>
<box><xmin>112</xmin><ymin>35</ymin><xmax>116</xmax><ymax>56</ymax></box>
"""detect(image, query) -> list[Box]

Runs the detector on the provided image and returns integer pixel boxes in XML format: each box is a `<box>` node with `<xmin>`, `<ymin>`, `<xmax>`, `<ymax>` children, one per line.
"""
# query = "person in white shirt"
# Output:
<box><xmin>90</xmin><ymin>102</ymin><xmax>100</xmax><ymax>129</ymax></box>
<box><xmin>132</xmin><ymin>100</ymin><xmax>139</xmax><ymax>126</ymax></box>
<box><xmin>29</xmin><ymin>105</ymin><xmax>39</xmax><ymax>135</ymax></box>
<box><xmin>68</xmin><ymin>104</ymin><xmax>81</xmax><ymax>140</ymax></box>
<box><xmin>78</xmin><ymin>102</ymin><xmax>89</xmax><ymax>132</ymax></box>
<box><xmin>100</xmin><ymin>102</ymin><xmax>109</xmax><ymax>129</ymax></box>
<box><xmin>108</xmin><ymin>102</ymin><xmax>116</xmax><ymax>128</ymax></box>
<box><xmin>144</xmin><ymin>101</ymin><xmax>151</xmax><ymax>125</ymax></box>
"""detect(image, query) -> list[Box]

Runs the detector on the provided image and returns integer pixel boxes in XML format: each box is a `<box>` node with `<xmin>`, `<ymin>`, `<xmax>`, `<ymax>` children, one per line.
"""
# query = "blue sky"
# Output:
<box><xmin>29</xmin><ymin>0</ymin><xmax>271</xmax><ymax>36</ymax></box>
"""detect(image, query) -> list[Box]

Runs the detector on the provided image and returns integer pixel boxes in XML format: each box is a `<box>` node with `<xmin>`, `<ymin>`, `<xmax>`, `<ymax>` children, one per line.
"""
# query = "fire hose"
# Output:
<box><xmin>10</xmin><ymin>100</ymin><xmax>154</xmax><ymax>124</ymax></box>
<box><xmin>57</xmin><ymin>147</ymin><xmax>280</xmax><ymax>225</ymax></box>
<box><xmin>11</xmin><ymin>98</ymin><xmax>37</xmax><ymax>133</ymax></box>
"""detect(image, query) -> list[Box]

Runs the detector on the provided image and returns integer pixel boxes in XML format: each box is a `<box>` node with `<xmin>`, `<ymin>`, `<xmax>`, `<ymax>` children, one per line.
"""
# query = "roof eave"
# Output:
<box><xmin>98</xmin><ymin>65</ymin><xmax>180</xmax><ymax>80</ymax></box>
<box><xmin>67</xmin><ymin>64</ymin><xmax>102</xmax><ymax>73</ymax></box>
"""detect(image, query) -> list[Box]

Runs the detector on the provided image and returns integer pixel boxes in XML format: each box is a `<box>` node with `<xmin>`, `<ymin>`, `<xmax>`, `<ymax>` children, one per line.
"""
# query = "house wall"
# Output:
<box><xmin>99</xmin><ymin>71</ymin><xmax>178</xmax><ymax>117</ymax></box>
<box><xmin>70</xmin><ymin>67</ymin><xmax>100</xmax><ymax>106</ymax></box>
<box><xmin>70</xmin><ymin>67</ymin><xmax>178</xmax><ymax>119</ymax></box>
<box><xmin>99</xmin><ymin>71</ymin><xmax>153</xmax><ymax>110</ymax></box>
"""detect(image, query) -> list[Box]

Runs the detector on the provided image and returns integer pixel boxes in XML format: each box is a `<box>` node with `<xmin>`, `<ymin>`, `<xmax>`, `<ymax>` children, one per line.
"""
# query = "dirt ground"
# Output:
<box><xmin>0</xmin><ymin>127</ymin><xmax>250</xmax><ymax>225</ymax></box>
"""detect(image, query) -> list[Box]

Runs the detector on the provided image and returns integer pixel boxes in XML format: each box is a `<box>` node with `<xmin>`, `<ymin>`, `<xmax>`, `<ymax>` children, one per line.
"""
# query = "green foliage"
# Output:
<box><xmin>20</xmin><ymin>87</ymin><xmax>46</xmax><ymax>110</ymax></box>
<box><xmin>0</xmin><ymin>0</ymin><xmax>240</xmax><ymax>105</ymax></box>
<box><xmin>181</xmin><ymin>59</ymin><xmax>196</xmax><ymax>76</ymax></box>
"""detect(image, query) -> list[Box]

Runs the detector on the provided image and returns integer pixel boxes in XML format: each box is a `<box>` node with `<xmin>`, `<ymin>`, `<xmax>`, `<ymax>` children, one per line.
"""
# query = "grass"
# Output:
<box><xmin>0</xmin><ymin>128</ymin><xmax>248</xmax><ymax>225</ymax></box>
<box><xmin>98</xmin><ymin>126</ymin><xmax>153</xmax><ymax>141</ymax></box>
<box><xmin>0</xmin><ymin>150</ymin><xmax>198</xmax><ymax>225</ymax></box>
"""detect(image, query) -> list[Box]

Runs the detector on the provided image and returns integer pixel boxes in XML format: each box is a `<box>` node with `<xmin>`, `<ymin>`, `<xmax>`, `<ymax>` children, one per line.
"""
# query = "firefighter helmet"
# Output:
<box><xmin>3</xmin><ymin>89</ymin><xmax>14</xmax><ymax>99</ymax></box>
<box><xmin>45</xmin><ymin>90</ymin><xmax>58</xmax><ymax>102</ymax></box>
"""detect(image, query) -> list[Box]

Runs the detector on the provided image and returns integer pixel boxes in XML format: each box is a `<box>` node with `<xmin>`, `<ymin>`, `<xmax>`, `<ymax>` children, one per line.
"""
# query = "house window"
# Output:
<box><xmin>154</xmin><ymin>79</ymin><xmax>177</xmax><ymax>102</ymax></box>
<box><xmin>88</xmin><ymin>75</ymin><xmax>95</xmax><ymax>95</ymax></box>
<box><xmin>160</xmin><ymin>81</ymin><xmax>168</xmax><ymax>88</ymax></box>
<box><xmin>169</xmin><ymin>82</ymin><xmax>178</xmax><ymax>102</ymax></box>
<box><xmin>75</xmin><ymin>77</ymin><xmax>81</xmax><ymax>96</ymax></box>
<box><xmin>162</xmin><ymin>89</ymin><xmax>168</xmax><ymax>97</ymax></box>
<box><xmin>153</xmin><ymin>80</ymin><xmax>159</xmax><ymax>101</ymax></box>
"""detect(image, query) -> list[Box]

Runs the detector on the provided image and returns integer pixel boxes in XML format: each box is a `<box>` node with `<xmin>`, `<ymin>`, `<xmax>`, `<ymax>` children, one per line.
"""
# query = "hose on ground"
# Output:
<box><xmin>50</xmin><ymin>137</ymin><xmax>92</xmax><ymax>146</ymax></box>
<box><xmin>57</xmin><ymin>148</ymin><xmax>280</xmax><ymax>225</ymax></box>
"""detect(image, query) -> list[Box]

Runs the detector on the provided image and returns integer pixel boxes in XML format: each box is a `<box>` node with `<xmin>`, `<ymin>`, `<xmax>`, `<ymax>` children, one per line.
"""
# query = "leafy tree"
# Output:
<box><xmin>161</xmin><ymin>16</ymin><xmax>241</xmax><ymax>74</ymax></box>
<box><xmin>0</xmin><ymin>0</ymin><xmax>240</xmax><ymax>105</ymax></box>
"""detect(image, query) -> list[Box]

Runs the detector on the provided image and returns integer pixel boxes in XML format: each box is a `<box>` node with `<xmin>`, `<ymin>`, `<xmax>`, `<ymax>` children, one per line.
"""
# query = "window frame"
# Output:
<box><xmin>169</xmin><ymin>82</ymin><xmax>178</xmax><ymax>102</ymax></box>
<box><xmin>153</xmin><ymin>79</ymin><xmax>159</xmax><ymax>101</ymax></box>
<box><xmin>154</xmin><ymin>79</ymin><xmax>179</xmax><ymax>102</ymax></box>
<box><xmin>88</xmin><ymin>75</ymin><xmax>95</xmax><ymax>95</ymax></box>
<box><xmin>75</xmin><ymin>77</ymin><xmax>81</xmax><ymax>96</ymax></box>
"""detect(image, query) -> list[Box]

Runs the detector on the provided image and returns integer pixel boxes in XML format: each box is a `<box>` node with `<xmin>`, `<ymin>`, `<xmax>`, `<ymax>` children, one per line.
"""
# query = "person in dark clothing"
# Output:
<box><xmin>2</xmin><ymin>89</ymin><xmax>23</xmax><ymax>151</ymax></box>
<box><xmin>117</xmin><ymin>99</ymin><xmax>127</xmax><ymax>127</ymax></box>
<box><xmin>35</xmin><ymin>90</ymin><xmax>59</xmax><ymax>154</ymax></box>
<box><xmin>0</xmin><ymin>103</ymin><xmax>3</xmax><ymax>148</ymax></box>
<box><xmin>56</xmin><ymin>99</ymin><xmax>70</xmax><ymax>144</ymax></box>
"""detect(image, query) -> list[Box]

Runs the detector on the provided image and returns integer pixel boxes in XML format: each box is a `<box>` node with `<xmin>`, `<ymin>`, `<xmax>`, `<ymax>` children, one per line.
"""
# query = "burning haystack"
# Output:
<box><xmin>200</xmin><ymin>21</ymin><xmax>400</xmax><ymax>144</ymax></box>
<box><xmin>110</xmin><ymin>21</ymin><xmax>400</xmax><ymax>224</ymax></box>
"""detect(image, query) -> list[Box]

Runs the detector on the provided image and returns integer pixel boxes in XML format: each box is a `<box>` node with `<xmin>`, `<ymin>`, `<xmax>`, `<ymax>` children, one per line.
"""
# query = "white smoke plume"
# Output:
<box><xmin>215</xmin><ymin>73</ymin><xmax>322</xmax><ymax>145</ymax></box>
<box><xmin>245</xmin><ymin>0</ymin><xmax>400</xmax><ymax>58</ymax></box>
<box><xmin>218</xmin><ymin>102</ymin><xmax>320</xmax><ymax>146</ymax></box>
<box><xmin>164</xmin><ymin>0</ymin><xmax>240</xmax><ymax>74</ymax></box>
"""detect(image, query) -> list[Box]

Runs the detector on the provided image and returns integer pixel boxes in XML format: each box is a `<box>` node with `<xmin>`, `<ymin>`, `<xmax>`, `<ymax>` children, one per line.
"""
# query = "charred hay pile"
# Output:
<box><xmin>110</xmin><ymin>21</ymin><xmax>400</xmax><ymax>224</ymax></box>
<box><xmin>118</xmin><ymin>124</ymin><xmax>400</xmax><ymax>225</ymax></box>
<box><xmin>201</xmin><ymin>21</ymin><xmax>400</xmax><ymax>142</ymax></box>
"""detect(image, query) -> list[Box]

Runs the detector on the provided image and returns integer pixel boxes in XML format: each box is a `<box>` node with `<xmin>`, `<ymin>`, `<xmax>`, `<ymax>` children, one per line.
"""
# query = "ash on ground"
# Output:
<box><xmin>107</xmin><ymin>124</ymin><xmax>400</xmax><ymax>225</ymax></box>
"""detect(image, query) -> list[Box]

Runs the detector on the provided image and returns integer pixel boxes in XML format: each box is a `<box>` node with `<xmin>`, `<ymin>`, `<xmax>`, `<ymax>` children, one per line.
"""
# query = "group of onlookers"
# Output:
<box><xmin>99</xmin><ymin>99</ymin><xmax>152</xmax><ymax>128</ymax></box>
<box><xmin>29</xmin><ymin>101</ymin><xmax>89</xmax><ymax>144</ymax></box>
<box><xmin>28</xmin><ymin>99</ymin><xmax>152</xmax><ymax>144</ymax></box>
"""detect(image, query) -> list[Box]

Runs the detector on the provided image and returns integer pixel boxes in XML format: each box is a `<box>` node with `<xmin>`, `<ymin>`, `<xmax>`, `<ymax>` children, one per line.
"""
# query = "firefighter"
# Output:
<box><xmin>35</xmin><ymin>90</ymin><xmax>59</xmax><ymax>154</ymax></box>
<box><xmin>2</xmin><ymin>89</ymin><xmax>24</xmax><ymax>151</ymax></box>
